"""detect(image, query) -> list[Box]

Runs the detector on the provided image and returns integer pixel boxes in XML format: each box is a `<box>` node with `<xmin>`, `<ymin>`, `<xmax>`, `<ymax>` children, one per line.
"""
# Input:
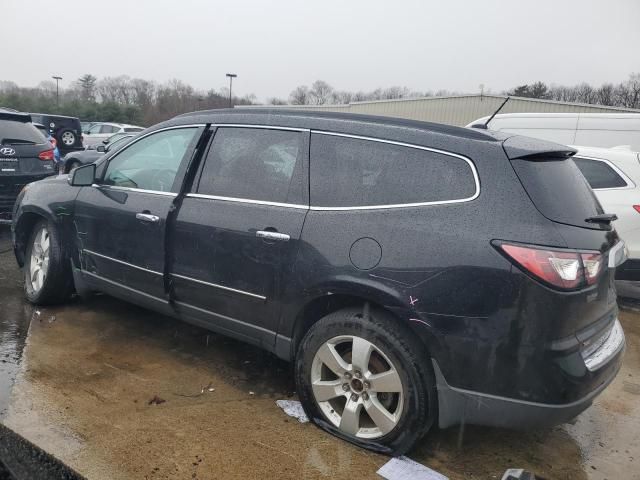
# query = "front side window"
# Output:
<box><xmin>573</xmin><ymin>157</ymin><xmax>628</xmax><ymax>189</ymax></box>
<box><xmin>197</xmin><ymin>127</ymin><xmax>304</xmax><ymax>204</ymax></box>
<box><xmin>310</xmin><ymin>134</ymin><xmax>477</xmax><ymax>208</ymax></box>
<box><xmin>103</xmin><ymin>127</ymin><xmax>197</xmax><ymax>192</ymax></box>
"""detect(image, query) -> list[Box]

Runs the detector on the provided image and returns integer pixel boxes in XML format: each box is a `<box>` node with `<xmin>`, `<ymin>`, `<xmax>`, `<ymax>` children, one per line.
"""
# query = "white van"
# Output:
<box><xmin>467</xmin><ymin>113</ymin><xmax>640</xmax><ymax>152</ymax></box>
<box><xmin>571</xmin><ymin>146</ymin><xmax>640</xmax><ymax>299</ymax></box>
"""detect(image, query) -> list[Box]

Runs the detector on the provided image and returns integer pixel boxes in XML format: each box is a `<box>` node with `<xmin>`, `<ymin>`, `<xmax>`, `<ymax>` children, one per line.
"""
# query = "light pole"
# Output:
<box><xmin>52</xmin><ymin>76</ymin><xmax>62</xmax><ymax>106</ymax></box>
<box><xmin>226</xmin><ymin>73</ymin><xmax>237</xmax><ymax>108</ymax></box>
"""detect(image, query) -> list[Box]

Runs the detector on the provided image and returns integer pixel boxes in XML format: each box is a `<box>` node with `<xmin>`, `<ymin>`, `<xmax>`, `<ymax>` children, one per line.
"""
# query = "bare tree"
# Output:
<box><xmin>289</xmin><ymin>85</ymin><xmax>310</xmax><ymax>105</ymax></box>
<box><xmin>309</xmin><ymin>80</ymin><xmax>333</xmax><ymax>105</ymax></box>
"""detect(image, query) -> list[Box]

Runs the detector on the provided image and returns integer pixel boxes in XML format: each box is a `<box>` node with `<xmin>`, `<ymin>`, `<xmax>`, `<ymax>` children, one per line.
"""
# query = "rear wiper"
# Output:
<box><xmin>585</xmin><ymin>213</ymin><xmax>618</xmax><ymax>225</ymax></box>
<box><xmin>1</xmin><ymin>138</ymin><xmax>37</xmax><ymax>145</ymax></box>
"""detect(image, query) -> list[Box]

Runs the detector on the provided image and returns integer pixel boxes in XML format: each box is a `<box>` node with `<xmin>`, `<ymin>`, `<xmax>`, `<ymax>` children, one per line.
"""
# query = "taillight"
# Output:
<box><xmin>634</xmin><ymin>205</ymin><xmax>640</xmax><ymax>214</ymax></box>
<box><xmin>497</xmin><ymin>243</ymin><xmax>602</xmax><ymax>290</ymax></box>
<box><xmin>38</xmin><ymin>149</ymin><xmax>54</xmax><ymax>161</ymax></box>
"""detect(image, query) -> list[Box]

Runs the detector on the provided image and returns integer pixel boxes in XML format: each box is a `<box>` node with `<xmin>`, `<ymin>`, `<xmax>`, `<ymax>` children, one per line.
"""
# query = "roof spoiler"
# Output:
<box><xmin>0</xmin><ymin>110</ymin><xmax>32</xmax><ymax>123</ymax></box>
<box><xmin>503</xmin><ymin>135</ymin><xmax>577</xmax><ymax>160</ymax></box>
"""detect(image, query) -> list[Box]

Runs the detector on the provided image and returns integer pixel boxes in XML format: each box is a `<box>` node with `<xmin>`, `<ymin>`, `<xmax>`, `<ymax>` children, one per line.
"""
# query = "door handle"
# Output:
<box><xmin>256</xmin><ymin>230</ymin><xmax>290</xmax><ymax>242</ymax></box>
<box><xmin>136</xmin><ymin>213</ymin><xmax>160</xmax><ymax>223</ymax></box>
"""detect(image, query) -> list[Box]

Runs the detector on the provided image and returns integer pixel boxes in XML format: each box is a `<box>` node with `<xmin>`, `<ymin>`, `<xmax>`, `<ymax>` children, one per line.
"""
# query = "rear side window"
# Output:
<box><xmin>0</xmin><ymin>120</ymin><xmax>46</xmax><ymax>145</ymax></box>
<box><xmin>573</xmin><ymin>157</ymin><xmax>628</xmax><ymax>189</ymax></box>
<box><xmin>511</xmin><ymin>157</ymin><xmax>603</xmax><ymax>229</ymax></box>
<box><xmin>197</xmin><ymin>127</ymin><xmax>304</xmax><ymax>204</ymax></box>
<box><xmin>310</xmin><ymin>133</ymin><xmax>477</xmax><ymax>208</ymax></box>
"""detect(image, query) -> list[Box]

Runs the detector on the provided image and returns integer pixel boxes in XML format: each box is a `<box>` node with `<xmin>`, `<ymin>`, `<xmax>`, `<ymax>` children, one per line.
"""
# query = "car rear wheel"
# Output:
<box><xmin>59</xmin><ymin>129</ymin><xmax>76</xmax><ymax>147</ymax></box>
<box><xmin>24</xmin><ymin>219</ymin><xmax>73</xmax><ymax>305</ymax></box>
<box><xmin>295</xmin><ymin>306</ymin><xmax>436</xmax><ymax>454</ymax></box>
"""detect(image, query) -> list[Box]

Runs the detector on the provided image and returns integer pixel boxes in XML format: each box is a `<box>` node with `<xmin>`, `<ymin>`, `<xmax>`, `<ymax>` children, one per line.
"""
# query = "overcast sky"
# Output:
<box><xmin>3</xmin><ymin>0</ymin><xmax>640</xmax><ymax>102</ymax></box>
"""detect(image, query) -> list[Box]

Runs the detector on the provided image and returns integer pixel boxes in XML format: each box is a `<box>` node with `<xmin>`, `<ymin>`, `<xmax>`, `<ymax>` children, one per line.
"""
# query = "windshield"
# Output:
<box><xmin>511</xmin><ymin>156</ymin><xmax>604</xmax><ymax>229</ymax></box>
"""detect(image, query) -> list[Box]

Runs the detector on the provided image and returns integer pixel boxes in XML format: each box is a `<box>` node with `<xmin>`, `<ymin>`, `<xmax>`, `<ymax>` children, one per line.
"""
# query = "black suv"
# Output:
<box><xmin>11</xmin><ymin>110</ymin><xmax>626</xmax><ymax>453</ymax></box>
<box><xmin>0</xmin><ymin>110</ymin><xmax>56</xmax><ymax>218</ymax></box>
<box><xmin>29</xmin><ymin>113</ymin><xmax>84</xmax><ymax>155</ymax></box>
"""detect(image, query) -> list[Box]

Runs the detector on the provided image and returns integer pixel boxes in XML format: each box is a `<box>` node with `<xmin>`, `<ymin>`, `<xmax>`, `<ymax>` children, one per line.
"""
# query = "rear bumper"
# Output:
<box><xmin>433</xmin><ymin>319</ymin><xmax>625</xmax><ymax>429</ymax></box>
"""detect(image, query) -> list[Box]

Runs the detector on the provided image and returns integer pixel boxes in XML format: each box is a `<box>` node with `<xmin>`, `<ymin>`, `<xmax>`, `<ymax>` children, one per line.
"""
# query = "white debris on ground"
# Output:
<box><xmin>275</xmin><ymin>399</ymin><xmax>309</xmax><ymax>423</ymax></box>
<box><xmin>377</xmin><ymin>456</ymin><xmax>448</xmax><ymax>480</ymax></box>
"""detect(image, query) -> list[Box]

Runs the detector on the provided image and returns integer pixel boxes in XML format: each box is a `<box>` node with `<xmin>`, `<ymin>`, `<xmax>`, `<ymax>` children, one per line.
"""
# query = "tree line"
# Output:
<box><xmin>282</xmin><ymin>74</ymin><xmax>640</xmax><ymax>109</ymax></box>
<box><xmin>0</xmin><ymin>75</ymin><xmax>255</xmax><ymax>126</ymax></box>
<box><xmin>1</xmin><ymin>73</ymin><xmax>638</xmax><ymax>126</ymax></box>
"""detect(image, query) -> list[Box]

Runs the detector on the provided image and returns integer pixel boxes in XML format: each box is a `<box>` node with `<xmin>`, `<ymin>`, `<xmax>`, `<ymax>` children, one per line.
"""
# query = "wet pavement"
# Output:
<box><xmin>0</xmin><ymin>225</ymin><xmax>639</xmax><ymax>479</ymax></box>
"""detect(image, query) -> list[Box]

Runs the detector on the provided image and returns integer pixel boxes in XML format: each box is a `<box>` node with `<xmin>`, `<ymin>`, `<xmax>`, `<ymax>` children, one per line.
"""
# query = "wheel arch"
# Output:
<box><xmin>13</xmin><ymin>210</ymin><xmax>50</xmax><ymax>267</ymax></box>
<box><xmin>285</xmin><ymin>287</ymin><xmax>417</xmax><ymax>362</ymax></box>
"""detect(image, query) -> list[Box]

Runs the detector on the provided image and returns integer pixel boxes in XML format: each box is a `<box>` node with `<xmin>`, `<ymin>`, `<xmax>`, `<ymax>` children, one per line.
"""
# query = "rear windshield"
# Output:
<box><xmin>511</xmin><ymin>157</ymin><xmax>604</xmax><ymax>229</ymax></box>
<box><xmin>0</xmin><ymin>119</ymin><xmax>46</xmax><ymax>145</ymax></box>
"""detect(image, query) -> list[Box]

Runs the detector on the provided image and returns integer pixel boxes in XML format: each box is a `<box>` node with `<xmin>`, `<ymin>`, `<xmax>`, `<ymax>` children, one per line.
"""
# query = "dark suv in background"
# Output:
<box><xmin>29</xmin><ymin>113</ymin><xmax>84</xmax><ymax>155</ymax></box>
<box><xmin>11</xmin><ymin>110</ymin><xmax>626</xmax><ymax>453</ymax></box>
<box><xmin>0</xmin><ymin>109</ymin><xmax>56</xmax><ymax>219</ymax></box>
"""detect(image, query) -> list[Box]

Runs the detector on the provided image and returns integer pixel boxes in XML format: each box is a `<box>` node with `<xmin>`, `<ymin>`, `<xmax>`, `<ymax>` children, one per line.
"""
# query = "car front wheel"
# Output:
<box><xmin>24</xmin><ymin>219</ymin><xmax>73</xmax><ymax>305</ymax></box>
<box><xmin>295</xmin><ymin>307</ymin><xmax>437</xmax><ymax>454</ymax></box>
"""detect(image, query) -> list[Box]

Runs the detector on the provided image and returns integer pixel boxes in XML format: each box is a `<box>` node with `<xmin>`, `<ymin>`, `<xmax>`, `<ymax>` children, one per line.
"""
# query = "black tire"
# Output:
<box><xmin>65</xmin><ymin>159</ymin><xmax>79</xmax><ymax>174</ymax></box>
<box><xmin>24</xmin><ymin>218</ymin><xmax>74</xmax><ymax>305</ymax></box>
<box><xmin>295</xmin><ymin>307</ymin><xmax>437</xmax><ymax>455</ymax></box>
<box><xmin>57</xmin><ymin>129</ymin><xmax>77</xmax><ymax>147</ymax></box>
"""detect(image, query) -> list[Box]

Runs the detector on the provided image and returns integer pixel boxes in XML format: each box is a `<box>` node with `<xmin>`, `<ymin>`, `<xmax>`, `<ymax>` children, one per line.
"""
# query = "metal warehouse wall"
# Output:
<box><xmin>243</xmin><ymin>95</ymin><xmax>639</xmax><ymax>127</ymax></box>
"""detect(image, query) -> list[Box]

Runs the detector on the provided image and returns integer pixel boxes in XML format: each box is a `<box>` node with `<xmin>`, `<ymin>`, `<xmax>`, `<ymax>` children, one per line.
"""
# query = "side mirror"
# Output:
<box><xmin>96</xmin><ymin>145</ymin><xmax>106</xmax><ymax>153</ymax></box>
<box><xmin>68</xmin><ymin>163</ymin><xmax>96</xmax><ymax>186</ymax></box>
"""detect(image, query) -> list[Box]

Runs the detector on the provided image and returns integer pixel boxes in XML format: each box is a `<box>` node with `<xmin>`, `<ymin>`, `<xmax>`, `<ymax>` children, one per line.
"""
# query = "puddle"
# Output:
<box><xmin>0</xmin><ymin>227</ymin><xmax>32</xmax><ymax>419</ymax></box>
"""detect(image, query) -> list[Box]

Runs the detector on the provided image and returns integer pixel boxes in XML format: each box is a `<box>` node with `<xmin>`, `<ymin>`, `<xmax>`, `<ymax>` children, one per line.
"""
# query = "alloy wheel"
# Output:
<box><xmin>29</xmin><ymin>226</ymin><xmax>50</xmax><ymax>293</ymax></box>
<box><xmin>61</xmin><ymin>131</ymin><xmax>75</xmax><ymax>146</ymax></box>
<box><xmin>310</xmin><ymin>335</ymin><xmax>404</xmax><ymax>439</ymax></box>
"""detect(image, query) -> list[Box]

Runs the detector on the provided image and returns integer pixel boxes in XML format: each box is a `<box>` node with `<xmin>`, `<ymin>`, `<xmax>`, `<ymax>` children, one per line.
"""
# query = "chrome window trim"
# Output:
<box><xmin>308</xmin><ymin>130</ymin><xmax>481</xmax><ymax>211</ymax></box>
<box><xmin>572</xmin><ymin>155</ymin><xmax>636</xmax><ymax>190</ymax></box>
<box><xmin>171</xmin><ymin>273</ymin><xmax>267</xmax><ymax>300</ymax></box>
<box><xmin>92</xmin><ymin>184</ymin><xmax>178</xmax><ymax>197</ymax></box>
<box><xmin>210</xmin><ymin>124</ymin><xmax>309</xmax><ymax>132</ymax></box>
<box><xmin>83</xmin><ymin>249</ymin><xmax>163</xmax><ymax>276</ymax></box>
<box><xmin>185</xmin><ymin>193</ymin><xmax>307</xmax><ymax>210</ymax></box>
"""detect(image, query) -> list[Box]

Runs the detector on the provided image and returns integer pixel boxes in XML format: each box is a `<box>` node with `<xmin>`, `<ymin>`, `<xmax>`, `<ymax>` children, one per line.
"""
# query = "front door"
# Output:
<box><xmin>74</xmin><ymin>126</ymin><xmax>202</xmax><ymax>303</ymax></box>
<box><xmin>170</xmin><ymin>126</ymin><xmax>309</xmax><ymax>348</ymax></box>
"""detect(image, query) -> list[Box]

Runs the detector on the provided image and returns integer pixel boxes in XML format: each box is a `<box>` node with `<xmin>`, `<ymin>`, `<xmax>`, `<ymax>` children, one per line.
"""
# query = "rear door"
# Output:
<box><xmin>74</xmin><ymin>126</ymin><xmax>202</xmax><ymax>305</ymax></box>
<box><xmin>170</xmin><ymin>126</ymin><xmax>309</xmax><ymax>347</ymax></box>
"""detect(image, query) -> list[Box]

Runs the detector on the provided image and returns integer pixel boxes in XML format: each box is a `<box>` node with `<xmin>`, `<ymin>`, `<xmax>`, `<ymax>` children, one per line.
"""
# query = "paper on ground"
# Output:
<box><xmin>276</xmin><ymin>400</ymin><xmax>309</xmax><ymax>423</ymax></box>
<box><xmin>377</xmin><ymin>456</ymin><xmax>448</xmax><ymax>480</ymax></box>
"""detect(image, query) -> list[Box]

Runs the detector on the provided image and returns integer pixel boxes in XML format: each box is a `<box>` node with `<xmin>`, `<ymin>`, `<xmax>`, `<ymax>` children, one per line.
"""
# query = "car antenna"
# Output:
<box><xmin>472</xmin><ymin>96</ymin><xmax>510</xmax><ymax>129</ymax></box>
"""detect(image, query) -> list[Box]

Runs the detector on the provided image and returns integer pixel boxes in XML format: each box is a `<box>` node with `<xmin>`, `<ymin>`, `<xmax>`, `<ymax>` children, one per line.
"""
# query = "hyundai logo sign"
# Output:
<box><xmin>0</xmin><ymin>147</ymin><xmax>16</xmax><ymax>156</ymax></box>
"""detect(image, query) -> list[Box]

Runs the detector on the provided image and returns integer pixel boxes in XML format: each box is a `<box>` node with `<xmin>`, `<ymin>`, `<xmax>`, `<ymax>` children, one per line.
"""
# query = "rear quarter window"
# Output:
<box><xmin>573</xmin><ymin>157</ymin><xmax>628</xmax><ymax>189</ymax></box>
<box><xmin>310</xmin><ymin>133</ymin><xmax>477</xmax><ymax>208</ymax></box>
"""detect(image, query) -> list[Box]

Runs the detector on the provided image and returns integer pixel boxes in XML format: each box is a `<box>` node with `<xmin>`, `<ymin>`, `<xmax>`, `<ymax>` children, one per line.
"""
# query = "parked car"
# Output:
<box><xmin>572</xmin><ymin>145</ymin><xmax>640</xmax><ymax>299</ymax></box>
<box><xmin>29</xmin><ymin>113</ymin><xmax>84</xmax><ymax>156</ymax></box>
<box><xmin>83</xmin><ymin>122</ymin><xmax>144</xmax><ymax>148</ymax></box>
<box><xmin>0</xmin><ymin>109</ymin><xmax>56</xmax><ymax>218</ymax></box>
<box><xmin>62</xmin><ymin>134</ymin><xmax>135</xmax><ymax>173</ymax></box>
<box><xmin>467</xmin><ymin>113</ymin><xmax>640</xmax><ymax>152</ymax></box>
<box><xmin>11</xmin><ymin>110</ymin><xmax>627</xmax><ymax>454</ymax></box>
<box><xmin>86</xmin><ymin>131</ymin><xmax>136</xmax><ymax>150</ymax></box>
<box><xmin>80</xmin><ymin>121</ymin><xmax>95</xmax><ymax>133</ymax></box>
